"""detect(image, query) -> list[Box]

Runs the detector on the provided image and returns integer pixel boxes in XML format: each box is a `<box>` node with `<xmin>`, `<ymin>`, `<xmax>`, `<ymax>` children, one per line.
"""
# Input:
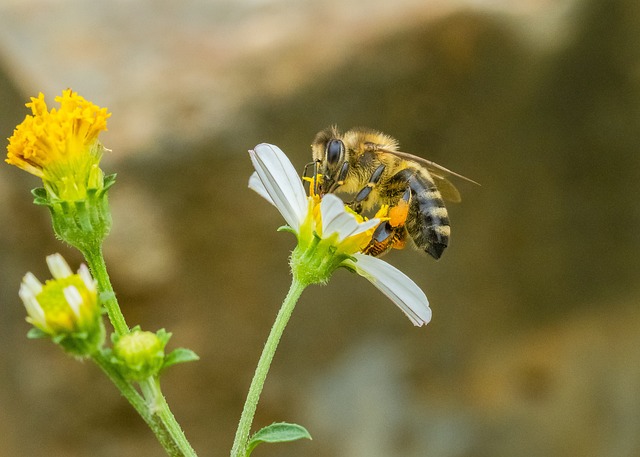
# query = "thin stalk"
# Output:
<box><xmin>230</xmin><ymin>277</ymin><xmax>307</xmax><ymax>457</ymax></box>
<box><xmin>80</xmin><ymin>243</ymin><xmax>129</xmax><ymax>336</ymax></box>
<box><xmin>140</xmin><ymin>378</ymin><xmax>198</xmax><ymax>457</ymax></box>
<box><xmin>92</xmin><ymin>353</ymin><xmax>186</xmax><ymax>456</ymax></box>
<box><xmin>84</xmin><ymin>247</ymin><xmax>196</xmax><ymax>456</ymax></box>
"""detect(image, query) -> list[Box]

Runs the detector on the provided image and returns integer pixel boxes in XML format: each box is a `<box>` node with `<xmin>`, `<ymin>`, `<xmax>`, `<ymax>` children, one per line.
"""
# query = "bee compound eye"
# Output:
<box><xmin>326</xmin><ymin>139</ymin><xmax>344</xmax><ymax>165</ymax></box>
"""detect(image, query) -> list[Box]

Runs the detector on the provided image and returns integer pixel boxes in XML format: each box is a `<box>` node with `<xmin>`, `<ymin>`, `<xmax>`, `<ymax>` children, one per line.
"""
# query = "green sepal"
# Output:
<box><xmin>31</xmin><ymin>187</ymin><xmax>50</xmax><ymax>206</ymax></box>
<box><xmin>246</xmin><ymin>422</ymin><xmax>312</xmax><ymax>456</ymax></box>
<box><xmin>338</xmin><ymin>253</ymin><xmax>359</xmax><ymax>273</ymax></box>
<box><xmin>155</xmin><ymin>328</ymin><xmax>172</xmax><ymax>345</ymax></box>
<box><xmin>49</xmin><ymin>196</ymin><xmax>112</xmax><ymax>249</ymax></box>
<box><xmin>33</xmin><ymin>172</ymin><xmax>115</xmax><ymax>251</ymax></box>
<box><xmin>103</xmin><ymin>173</ymin><xmax>117</xmax><ymax>190</ymax></box>
<box><xmin>27</xmin><ymin>327</ymin><xmax>48</xmax><ymax>339</ymax></box>
<box><xmin>161</xmin><ymin>348</ymin><xmax>200</xmax><ymax>372</ymax></box>
<box><xmin>277</xmin><ymin>225</ymin><xmax>296</xmax><ymax>234</ymax></box>
<box><xmin>52</xmin><ymin>331</ymin><xmax>87</xmax><ymax>345</ymax></box>
<box><xmin>110</xmin><ymin>326</ymin><xmax>171</xmax><ymax>345</ymax></box>
<box><xmin>48</xmin><ymin>323</ymin><xmax>105</xmax><ymax>358</ymax></box>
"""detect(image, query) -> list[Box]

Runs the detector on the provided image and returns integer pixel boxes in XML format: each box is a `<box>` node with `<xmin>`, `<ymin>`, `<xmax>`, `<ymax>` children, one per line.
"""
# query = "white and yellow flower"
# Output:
<box><xmin>18</xmin><ymin>253</ymin><xmax>105</xmax><ymax>356</ymax></box>
<box><xmin>249</xmin><ymin>143</ymin><xmax>431</xmax><ymax>326</ymax></box>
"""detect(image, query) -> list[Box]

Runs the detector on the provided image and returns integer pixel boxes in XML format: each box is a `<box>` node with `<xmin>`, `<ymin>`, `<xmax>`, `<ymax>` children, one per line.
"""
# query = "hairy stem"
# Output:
<box><xmin>230</xmin><ymin>277</ymin><xmax>306</xmax><ymax>457</ymax></box>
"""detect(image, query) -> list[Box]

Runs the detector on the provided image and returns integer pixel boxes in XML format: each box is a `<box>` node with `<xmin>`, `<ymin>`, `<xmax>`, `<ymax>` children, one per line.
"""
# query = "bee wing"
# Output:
<box><xmin>428</xmin><ymin>173</ymin><xmax>462</xmax><ymax>203</ymax></box>
<box><xmin>376</xmin><ymin>148</ymin><xmax>479</xmax><ymax>203</ymax></box>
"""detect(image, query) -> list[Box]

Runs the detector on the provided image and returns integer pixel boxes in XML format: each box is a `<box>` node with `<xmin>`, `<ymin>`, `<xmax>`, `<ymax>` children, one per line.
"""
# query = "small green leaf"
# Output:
<box><xmin>33</xmin><ymin>197</ymin><xmax>50</xmax><ymax>206</ymax></box>
<box><xmin>31</xmin><ymin>187</ymin><xmax>47</xmax><ymax>198</ymax></box>
<box><xmin>103</xmin><ymin>173</ymin><xmax>117</xmax><ymax>190</ymax></box>
<box><xmin>155</xmin><ymin>328</ymin><xmax>172</xmax><ymax>345</ymax></box>
<box><xmin>246</xmin><ymin>422</ymin><xmax>312</xmax><ymax>456</ymax></box>
<box><xmin>31</xmin><ymin>187</ymin><xmax>50</xmax><ymax>206</ymax></box>
<box><xmin>277</xmin><ymin>225</ymin><xmax>296</xmax><ymax>234</ymax></box>
<box><xmin>27</xmin><ymin>328</ymin><xmax>48</xmax><ymax>339</ymax></box>
<box><xmin>161</xmin><ymin>348</ymin><xmax>200</xmax><ymax>371</ymax></box>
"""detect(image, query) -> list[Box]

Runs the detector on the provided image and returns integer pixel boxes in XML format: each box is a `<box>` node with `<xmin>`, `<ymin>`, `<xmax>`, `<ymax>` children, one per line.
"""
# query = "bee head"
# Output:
<box><xmin>311</xmin><ymin>127</ymin><xmax>349</xmax><ymax>195</ymax></box>
<box><xmin>319</xmin><ymin>138</ymin><xmax>346</xmax><ymax>193</ymax></box>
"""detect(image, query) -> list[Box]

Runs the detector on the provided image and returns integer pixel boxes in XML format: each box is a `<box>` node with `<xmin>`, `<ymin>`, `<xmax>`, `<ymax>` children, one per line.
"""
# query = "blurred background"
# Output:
<box><xmin>1</xmin><ymin>0</ymin><xmax>639</xmax><ymax>456</ymax></box>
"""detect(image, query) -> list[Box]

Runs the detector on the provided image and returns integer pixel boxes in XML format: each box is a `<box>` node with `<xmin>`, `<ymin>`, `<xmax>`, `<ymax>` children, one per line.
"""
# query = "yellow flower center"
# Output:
<box><xmin>33</xmin><ymin>274</ymin><xmax>98</xmax><ymax>334</ymax></box>
<box><xmin>300</xmin><ymin>175</ymin><xmax>391</xmax><ymax>255</ymax></box>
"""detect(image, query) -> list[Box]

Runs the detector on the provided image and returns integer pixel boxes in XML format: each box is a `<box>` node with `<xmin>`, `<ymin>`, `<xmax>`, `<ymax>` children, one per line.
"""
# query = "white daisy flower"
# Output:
<box><xmin>249</xmin><ymin>143</ymin><xmax>431</xmax><ymax>326</ymax></box>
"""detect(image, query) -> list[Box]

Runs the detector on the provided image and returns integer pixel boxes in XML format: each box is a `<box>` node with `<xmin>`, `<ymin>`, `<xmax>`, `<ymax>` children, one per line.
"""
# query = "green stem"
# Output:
<box><xmin>230</xmin><ymin>277</ymin><xmax>307</xmax><ymax>457</ymax></box>
<box><xmin>80</xmin><ymin>243</ymin><xmax>129</xmax><ymax>336</ymax></box>
<box><xmin>84</xmin><ymin>247</ymin><xmax>196</xmax><ymax>456</ymax></box>
<box><xmin>92</xmin><ymin>353</ymin><xmax>182</xmax><ymax>456</ymax></box>
<box><xmin>140</xmin><ymin>378</ymin><xmax>198</xmax><ymax>457</ymax></box>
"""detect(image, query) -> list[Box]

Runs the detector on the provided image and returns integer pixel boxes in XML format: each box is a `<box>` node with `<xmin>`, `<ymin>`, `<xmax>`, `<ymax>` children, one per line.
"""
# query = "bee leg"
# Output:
<box><xmin>302</xmin><ymin>160</ymin><xmax>322</xmax><ymax>194</ymax></box>
<box><xmin>363</xmin><ymin>221</ymin><xmax>408</xmax><ymax>257</ymax></box>
<box><xmin>363</xmin><ymin>187</ymin><xmax>411</xmax><ymax>256</ymax></box>
<box><xmin>352</xmin><ymin>164</ymin><xmax>385</xmax><ymax>204</ymax></box>
<box><xmin>302</xmin><ymin>161</ymin><xmax>316</xmax><ymax>179</ymax></box>
<box><xmin>327</xmin><ymin>162</ymin><xmax>350</xmax><ymax>193</ymax></box>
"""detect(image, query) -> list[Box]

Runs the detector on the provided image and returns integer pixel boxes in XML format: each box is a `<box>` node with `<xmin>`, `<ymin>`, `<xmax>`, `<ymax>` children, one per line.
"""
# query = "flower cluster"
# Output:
<box><xmin>6</xmin><ymin>88</ymin><xmax>436</xmax><ymax>457</ymax></box>
<box><xmin>249</xmin><ymin>143</ymin><xmax>431</xmax><ymax>326</ymax></box>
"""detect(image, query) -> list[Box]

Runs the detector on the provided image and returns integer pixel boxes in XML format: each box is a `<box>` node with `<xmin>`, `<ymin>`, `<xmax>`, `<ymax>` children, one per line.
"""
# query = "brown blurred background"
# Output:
<box><xmin>1</xmin><ymin>0</ymin><xmax>640</xmax><ymax>456</ymax></box>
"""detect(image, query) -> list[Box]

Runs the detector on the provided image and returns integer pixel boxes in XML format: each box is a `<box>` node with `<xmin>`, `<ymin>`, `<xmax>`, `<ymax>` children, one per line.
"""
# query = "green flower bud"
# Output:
<box><xmin>112</xmin><ymin>329</ymin><xmax>167</xmax><ymax>381</ymax></box>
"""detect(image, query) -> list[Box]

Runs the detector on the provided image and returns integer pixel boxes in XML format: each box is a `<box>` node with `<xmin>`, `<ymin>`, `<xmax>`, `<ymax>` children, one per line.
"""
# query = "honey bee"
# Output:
<box><xmin>308</xmin><ymin>126</ymin><xmax>478</xmax><ymax>259</ymax></box>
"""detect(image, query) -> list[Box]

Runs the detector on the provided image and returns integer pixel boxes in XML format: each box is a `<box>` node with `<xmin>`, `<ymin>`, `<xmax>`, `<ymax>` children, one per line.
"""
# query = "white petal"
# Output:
<box><xmin>345</xmin><ymin>217</ymin><xmax>380</xmax><ymax>238</ymax></box>
<box><xmin>46</xmin><ymin>253</ymin><xmax>73</xmax><ymax>279</ymax></box>
<box><xmin>21</xmin><ymin>272</ymin><xmax>43</xmax><ymax>296</ymax></box>
<box><xmin>249</xmin><ymin>144</ymin><xmax>307</xmax><ymax>231</ymax></box>
<box><xmin>248</xmin><ymin>171</ymin><xmax>275</xmax><ymax>206</ymax></box>
<box><xmin>19</xmin><ymin>282</ymin><xmax>47</xmax><ymax>328</ymax></box>
<box><xmin>320</xmin><ymin>195</ymin><xmax>379</xmax><ymax>242</ymax></box>
<box><xmin>63</xmin><ymin>286</ymin><xmax>83</xmax><ymax>318</ymax></box>
<box><xmin>78</xmin><ymin>264</ymin><xmax>97</xmax><ymax>293</ymax></box>
<box><xmin>348</xmin><ymin>253</ymin><xmax>431</xmax><ymax>326</ymax></box>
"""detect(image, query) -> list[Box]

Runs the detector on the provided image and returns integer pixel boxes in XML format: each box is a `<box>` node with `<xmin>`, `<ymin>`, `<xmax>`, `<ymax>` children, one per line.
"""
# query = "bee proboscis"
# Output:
<box><xmin>308</xmin><ymin>126</ymin><xmax>478</xmax><ymax>259</ymax></box>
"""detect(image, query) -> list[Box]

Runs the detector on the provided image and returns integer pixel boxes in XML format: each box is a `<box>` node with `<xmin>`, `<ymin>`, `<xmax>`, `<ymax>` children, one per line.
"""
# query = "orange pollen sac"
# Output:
<box><xmin>388</xmin><ymin>200</ymin><xmax>409</xmax><ymax>227</ymax></box>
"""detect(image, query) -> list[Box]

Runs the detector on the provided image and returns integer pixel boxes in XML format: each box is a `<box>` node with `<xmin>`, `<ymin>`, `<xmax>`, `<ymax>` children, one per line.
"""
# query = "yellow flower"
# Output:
<box><xmin>6</xmin><ymin>89</ymin><xmax>111</xmax><ymax>201</ymax></box>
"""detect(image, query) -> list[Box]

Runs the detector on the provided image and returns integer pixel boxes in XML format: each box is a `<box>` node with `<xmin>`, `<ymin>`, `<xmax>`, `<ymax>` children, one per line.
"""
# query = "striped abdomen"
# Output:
<box><xmin>391</xmin><ymin>168</ymin><xmax>450</xmax><ymax>259</ymax></box>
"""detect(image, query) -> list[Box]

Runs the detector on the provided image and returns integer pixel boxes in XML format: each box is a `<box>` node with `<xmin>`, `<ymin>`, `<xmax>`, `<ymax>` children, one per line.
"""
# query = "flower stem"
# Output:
<box><xmin>140</xmin><ymin>378</ymin><xmax>199</xmax><ymax>457</ymax></box>
<box><xmin>85</xmin><ymin>248</ymin><xmax>196</xmax><ymax>456</ymax></box>
<box><xmin>80</xmin><ymin>243</ymin><xmax>129</xmax><ymax>336</ymax></box>
<box><xmin>230</xmin><ymin>277</ymin><xmax>307</xmax><ymax>457</ymax></box>
<box><xmin>92</xmin><ymin>352</ymin><xmax>188</xmax><ymax>456</ymax></box>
